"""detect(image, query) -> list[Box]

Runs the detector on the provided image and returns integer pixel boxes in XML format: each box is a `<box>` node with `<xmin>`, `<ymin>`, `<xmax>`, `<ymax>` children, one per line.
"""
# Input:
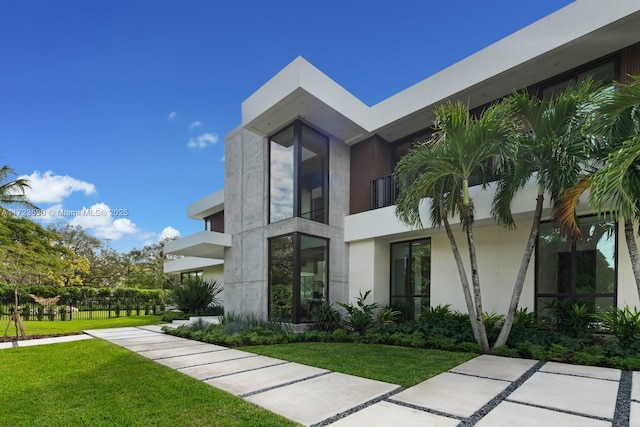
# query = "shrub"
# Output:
<box><xmin>376</xmin><ymin>306</ymin><xmax>402</xmax><ymax>326</ymax></box>
<box><xmin>419</xmin><ymin>304</ymin><xmax>452</xmax><ymax>321</ymax></box>
<box><xmin>570</xmin><ymin>345</ymin><xmax>605</xmax><ymax>366</ymax></box>
<box><xmin>427</xmin><ymin>334</ymin><xmax>456</xmax><ymax>351</ymax></box>
<box><xmin>314</xmin><ymin>302</ymin><xmax>342</xmax><ymax>332</ymax></box>
<box><xmin>336</xmin><ymin>290</ymin><xmax>379</xmax><ymax>335</ymax></box>
<box><xmin>170</xmin><ymin>278</ymin><xmax>222</xmax><ymax>314</ymax></box>
<box><xmin>483</xmin><ymin>311</ymin><xmax>505</xmax><ymax>330</ymax></box>
<box><xmin>454</xmin><ymin>342</ymin><xmax>482</xmax><ymax>354</ymax></box>
<box><xmin>491</xmin><ymin>345</ymin><xmax>519</xmax><ymax>358</ymax></box>
<box><xmin>512</xmin><ymin>307</ymin><xmax>536</xmax><ymax>330</ymax></box>
<box><xmin>566</xmin><ymin>304</ymin><xmax>594</xmax><ymax>337</ymax></box>
<box><xmin>608</xmin><ymin>355</ymin><xmax>640</xmax><ymax>371</ymax></box>
<box><xmin>597</xmin><ymin>306</ymin><xmax>640</xmax><ymax>344</ymax></box>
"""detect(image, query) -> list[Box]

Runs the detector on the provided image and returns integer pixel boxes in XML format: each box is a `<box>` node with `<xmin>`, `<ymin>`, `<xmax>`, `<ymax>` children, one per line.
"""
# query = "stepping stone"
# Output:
<box><xmin>327</xmin><ymin>400</ymin><xmax>459</xmax><ymax>426</ymax></box>
<box><xmin>476</xmin><ymin>401</ymin><xmax>610</xmax><ymax>427</ymax></box>
<box><xmin>450</xmin><ymin>355</ymin><xmax>537</xmax><ymax>381</ymax></box>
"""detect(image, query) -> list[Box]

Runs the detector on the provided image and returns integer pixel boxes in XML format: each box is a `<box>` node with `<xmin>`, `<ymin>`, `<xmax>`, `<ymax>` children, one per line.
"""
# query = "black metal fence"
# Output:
<box><xmin>0</xmin><ymin>300</ymin><xmax>163</xmax><ymax>322</ymax></box>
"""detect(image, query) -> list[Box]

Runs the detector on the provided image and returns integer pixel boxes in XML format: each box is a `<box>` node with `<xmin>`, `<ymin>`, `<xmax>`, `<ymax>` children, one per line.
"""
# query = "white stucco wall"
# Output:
<box><xmin>203</xmin><ymin>264</ymin><xmax>225</xmax><ymax>307</ymax></box>
<box><xmin>428</xmin><ymin>219</ymin><xmax>535</xmax><ymax>314</ymax></box>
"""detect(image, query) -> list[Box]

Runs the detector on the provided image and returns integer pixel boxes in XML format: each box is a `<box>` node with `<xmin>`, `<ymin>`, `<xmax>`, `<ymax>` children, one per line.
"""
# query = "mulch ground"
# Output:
<box><xmin>0</xmin><ymin>332</ymin><xmax>81</xmax><ymax>342</ymax></box>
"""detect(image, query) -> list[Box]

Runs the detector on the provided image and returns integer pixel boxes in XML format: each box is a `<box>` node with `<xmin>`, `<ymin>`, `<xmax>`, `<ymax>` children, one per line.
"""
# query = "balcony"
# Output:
<box><xmin>370</xmin><ymin>174</ymin><xmax>397</xmax><ymax>210</ymax></box>
<box><xmin>163</xmin><ymin>257</ymin><xmax>223</xmax><ymax>274</ymax></box>
<box><xmin>164</xmin><ymin>230</ymin><xmax>231</xmax><ymax>259</ymax></box>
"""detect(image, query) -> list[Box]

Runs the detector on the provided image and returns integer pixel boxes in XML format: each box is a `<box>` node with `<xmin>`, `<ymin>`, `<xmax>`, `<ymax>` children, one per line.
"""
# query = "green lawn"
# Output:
<box><xmin>243</xmin><ymin>342</ymin><xmax>477</xmax><ymax>388</ymax></box>
<box><xmin>0</xmin><ymin>339</ymin><xmax>299</xmax><ymax>427</ymax></box>
<box><xmin>4</xmin><ymin>315</ymin><xmax>164</xmax><ymax>337</ymax></box>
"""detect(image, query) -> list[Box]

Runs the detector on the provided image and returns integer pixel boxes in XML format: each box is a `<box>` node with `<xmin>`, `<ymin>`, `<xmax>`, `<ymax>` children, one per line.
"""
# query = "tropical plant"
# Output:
<box><xmin>169</xmin><ymin>278</ymin><xmax>222</xmax><ymax>314</ymax></box>
<box><xmin>556</xmin><ymin>75</ymin><xmax>640</xmax><ymax>303</ymax></box>
<box><xmin>0</xmin><ymin>164</ymin><xmax>36</xmax><ymax>212</ymax></box>
<box><xmin>314</xmin><ymin>302</ymin><xmax>342</xmax><ymax>332</ymax></box>
<box><xmin>376</xmin><ymin>306</ymin><xmax>402</xmax><ymax>325</ymax></box>
<box><xmin>336</xmin><ymin>290</ymin><xmax>379</xmax><ymax>335</ymax></box>
<box><xmin>492</xmin><ymin>78</ymin><xmax>601</xmax><ymax>347</ymax></box>
<box><xmin>395</xmin><ymin>100</ymin><xmax>519</xmax><ymax>353</ymax></box>
<box><xmin>597</xmin><ymin>305</ymin><xmax>640</xmax><ymax>344</ymax></box>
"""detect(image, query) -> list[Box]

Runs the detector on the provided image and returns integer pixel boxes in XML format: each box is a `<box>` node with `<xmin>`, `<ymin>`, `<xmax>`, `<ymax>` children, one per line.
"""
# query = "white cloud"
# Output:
<box><xmin>188</xmin><ymin>132</ymin><xmax>218</xmax><ymax>149</ymax></box>
<box><xmin>188</xmin><ymin>121</ymin><xmax>203</xmax><ymax>130</ymax></box>
<box><xmin>68</xmin><ymin>202</ymin><xmax>141</xmax><ymax>240</ymax></box>
<box><xmin>19</xmin><ymin>171</ymin><xmax>96</xmax><ymax>204</ymax></box>
<box><xmin>220</xmin><ymin>155</ymin><xmax>225</xmax><ymax>162</ymax></box>
<box><xmin>167</xmin><ymin>111</ymin><xmax>179</xmax><ymax>121</ymax></box>
<box><xmin>159</xmin><ymin>226</ymin><xmax>181</xmax><ymax>242</ymax></box>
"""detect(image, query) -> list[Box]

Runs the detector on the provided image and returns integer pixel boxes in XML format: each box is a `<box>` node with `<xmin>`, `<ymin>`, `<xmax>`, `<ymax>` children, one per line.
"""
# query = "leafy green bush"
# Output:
<box><xmin>336</xmin><ymin>290</ymin><xmax>379</xmax><ymax>335</ymax></box>
<box><xmin>314</xmin><ymin>302</ymin><xmax>342</xmax><ymax>332</ymax></box>
<box><xmin>513</xmin><ymin>307</ymin><xmax>536</xmax><ymax>330</ymax></box>
<box><xmin>427</xmin><ymin>334</ymin><xmax>456</xmax><ymax>351</ymax></box>
<box><xmin>377</xmin><ymin>306</ymin><xmax>402</xmax><ymax>326</ymax></box>
<box><xmin>491</xmin><ymin>345</ymin><xmax>520</xmax><ymax>357</ymax></box>
<box><xmin>570</xmin><ymin>345</ymin><xmax>605</xmax><ymax>366</ymax></box>
<box><xmin>608</xmin><ymin>355</ymin><xmax>640</xmax><ymax>370</ymax></box>
<box><xmin>170</xmin><ymin>278</ymin><xmax>222</xmax><ymax>314</ymax></box>
<box><xmin>483</xmin><ymin>311</ymin><xmax>505</xmax><ymax>330</ymax></box>
<box><xmin>419</xmin><ymin>304</ymin><xmax>452</xmax><ymax>321</ymax></box>
<box><xmin>597</xmin><ymin>306</ymin><xmax>640</xmax><ymax>344</ymax></box>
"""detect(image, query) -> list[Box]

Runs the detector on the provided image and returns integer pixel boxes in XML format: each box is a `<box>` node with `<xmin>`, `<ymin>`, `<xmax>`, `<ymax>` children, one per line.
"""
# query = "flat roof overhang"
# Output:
<box><xmin>187</xmin><ymin>189</ymin><xmax>224</xmax><ymax>220</ymax></box>
<box><xmin>163</xmin><ymin>231</ymin><xmax>231</xmax><ymax>259</ymax></box>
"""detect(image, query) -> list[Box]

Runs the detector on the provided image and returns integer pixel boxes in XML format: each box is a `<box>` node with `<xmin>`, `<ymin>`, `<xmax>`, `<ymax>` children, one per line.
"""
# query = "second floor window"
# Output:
<box><xmin>269</xmin><ymin>121</ymin><xmax>329</xmax><ymax>224</ymax></box>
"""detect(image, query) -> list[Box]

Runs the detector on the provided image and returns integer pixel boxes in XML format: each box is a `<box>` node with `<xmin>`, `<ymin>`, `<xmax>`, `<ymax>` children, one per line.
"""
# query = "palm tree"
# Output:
<box><xmin>395</xmin><ymin>100</ymin><xmax>519</xmax><ymax>354</ymax></box>
<box><xmin>0</xmin><ymin>164</ymin><xmax>36</xmax><ymax>211</ymax></box>
<box><xmin>556</xmin><ymin>75</ymin><xmax>640</xmax><ymax>303</ymax></box>
<box><xmin>492</xmin><ymin>79</ymin><xmax>602</xmax><ymax>347</ymax></box>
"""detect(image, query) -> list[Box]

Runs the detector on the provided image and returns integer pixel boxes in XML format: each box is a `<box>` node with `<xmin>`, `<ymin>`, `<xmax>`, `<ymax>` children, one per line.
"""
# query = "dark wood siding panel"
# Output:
<box><xmin>205</xmin><ymin>211</ymin><xmax>225</xmax><ymax>233</ymax></box>
<box><xmin>621</xmin><ymin>42</ymin><xmax>640</xmax><ymax>82</ymax></box>
<box><xmin>349</xmin><ymin>135</ymin><xmax>392</xmax><ymax>214</ymax></box>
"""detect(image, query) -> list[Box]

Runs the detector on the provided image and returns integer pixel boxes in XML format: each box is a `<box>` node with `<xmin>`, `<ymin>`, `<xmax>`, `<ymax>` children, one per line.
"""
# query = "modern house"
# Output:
<box><xmin>165</xmin><ymin>0</ymin><xmax>640</xmax><ymax>324</ymax></box>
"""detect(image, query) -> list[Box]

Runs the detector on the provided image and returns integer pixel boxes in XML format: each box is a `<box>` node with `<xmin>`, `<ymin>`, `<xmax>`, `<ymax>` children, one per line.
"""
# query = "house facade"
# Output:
<box><xmin>166</xmin><ymin>1</ymin><xmax>640</xmax><ymax>323</ymax></box>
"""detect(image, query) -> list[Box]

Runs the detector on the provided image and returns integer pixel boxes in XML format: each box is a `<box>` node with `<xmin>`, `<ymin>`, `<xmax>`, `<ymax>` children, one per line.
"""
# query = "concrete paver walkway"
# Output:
<box><xmin>4</xmin><ymin>327</ymin><xmax>636</xmax><ymax>426</ymax></box>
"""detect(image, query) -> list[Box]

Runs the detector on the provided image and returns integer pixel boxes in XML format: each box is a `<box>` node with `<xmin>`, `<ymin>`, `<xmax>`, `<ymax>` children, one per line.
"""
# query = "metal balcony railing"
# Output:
<box><xmin>370</xmin><ymin>174</ymin><xmax>397</xmax><ymax>210</ymax></box>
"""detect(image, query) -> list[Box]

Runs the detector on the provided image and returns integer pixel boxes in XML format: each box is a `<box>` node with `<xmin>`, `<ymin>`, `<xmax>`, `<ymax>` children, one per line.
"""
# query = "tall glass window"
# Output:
<box><xmin>390</xmin><ymin>238</ymin><xmax>431</xmax><ymax>319</ymax></box>
<box><xmin>269</xmin><ymin>233</ymin><xmax>328</xmax><ymax>323</ymax></box>
<box><xmin>536</xmin><ymin>216</ymin><xmax>616</xmax><ymax>322</ymax></box>
<box><xmin>270</xmin><ymin>121</ymin><xmax>328</xmax><ymax>224</ymax></box>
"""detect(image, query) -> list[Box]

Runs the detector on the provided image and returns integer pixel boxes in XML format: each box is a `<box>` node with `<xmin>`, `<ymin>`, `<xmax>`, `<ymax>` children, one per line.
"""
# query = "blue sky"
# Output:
<box><xmin>0</xmin><ymin>0</ymin><xmax>574</xmax><ymax>252</ymax></box>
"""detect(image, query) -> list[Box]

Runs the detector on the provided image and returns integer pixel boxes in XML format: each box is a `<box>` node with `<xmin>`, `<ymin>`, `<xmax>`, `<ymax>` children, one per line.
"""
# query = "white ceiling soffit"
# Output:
<box><xmin>242</xmin><ymin>1</ymin><xmax>640</xmax><ymax>145</ymax></box>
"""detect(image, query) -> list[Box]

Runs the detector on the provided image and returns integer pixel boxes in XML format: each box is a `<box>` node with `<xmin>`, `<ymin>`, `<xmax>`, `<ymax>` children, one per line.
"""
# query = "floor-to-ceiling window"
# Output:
<box><xmin>270</xmin><ymin>121</ymin><xmax>328</xmax><ymax>224</ymax></box>
<box><xmin>536</xmin><ymin>216</ymin><xmax>616</xmax><ymax>322</ymax></box>
<box><xmin>269</xmin><ymin>233</ymin><xmax>328</xmax><ymax>323</ymax></box>
<box><xmin>390</xmin><ymin>238</ymin><xmax>431</xmax><ymax>319</ymax></box>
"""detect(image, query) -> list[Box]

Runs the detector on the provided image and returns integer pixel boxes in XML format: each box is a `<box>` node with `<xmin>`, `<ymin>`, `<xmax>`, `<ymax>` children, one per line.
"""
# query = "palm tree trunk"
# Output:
<box><xmin>624</xmin><ymin>218</ymin><xmax>640</xmax><ymax>301</ymax></box>
<box><xmin>494</xmin><ymin>193</ymin><xmax>544</xmax><ymax>348</ymax></box>
<box><xmin>439</xmin><ymin>198</ymin><xmax>481</xmax><ymax>344</ymax></box>
<box><xmin>463</xmin><ymin>202</ymin><xmax>490</xmax><ymax>354</ymax></box>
